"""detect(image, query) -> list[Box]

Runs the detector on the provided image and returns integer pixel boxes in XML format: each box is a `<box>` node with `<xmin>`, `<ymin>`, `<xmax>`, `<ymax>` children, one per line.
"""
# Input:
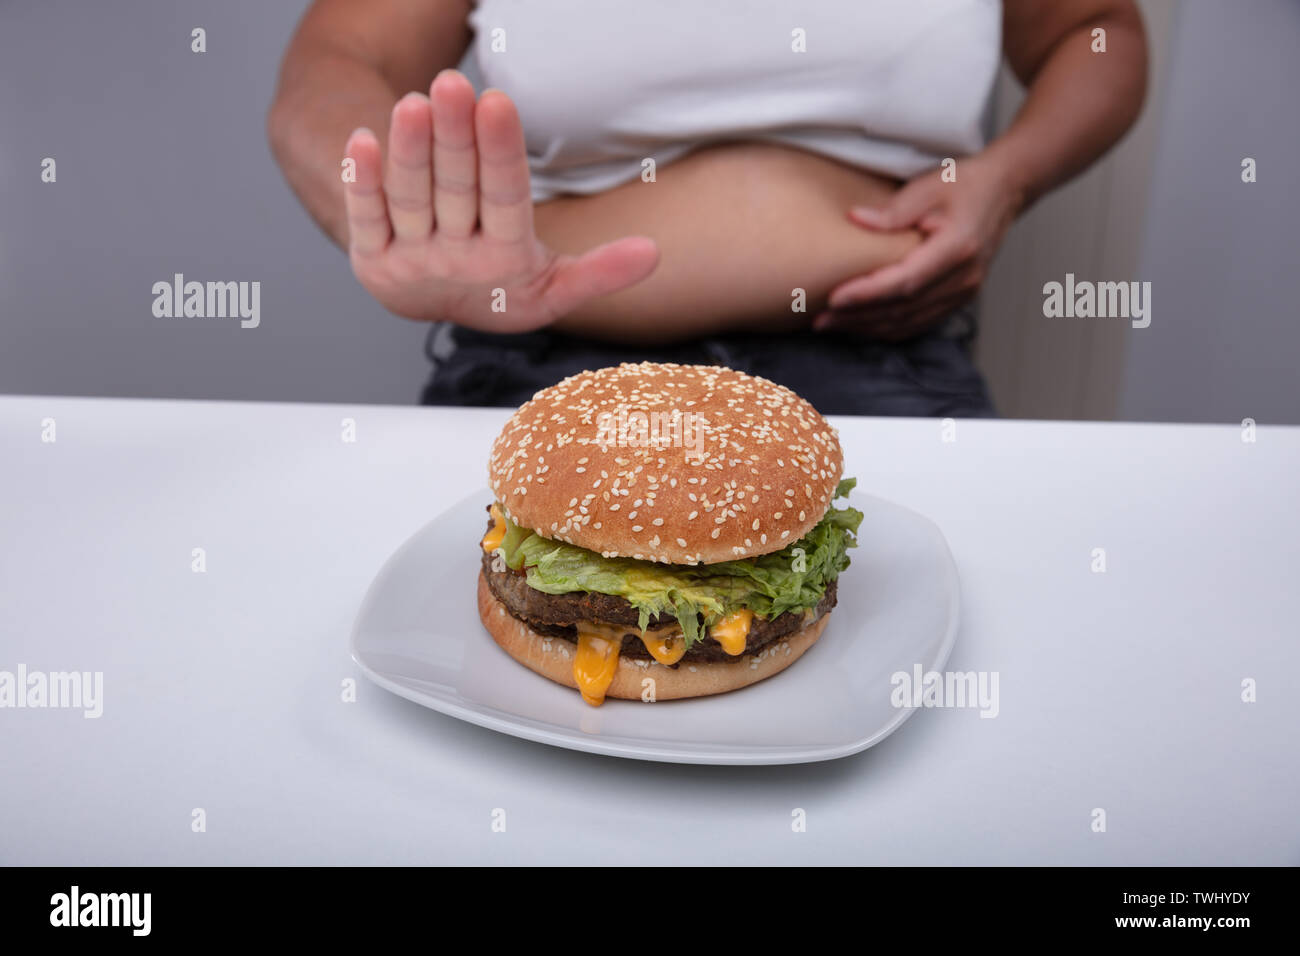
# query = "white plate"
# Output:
<box><xmin>351</xmin><ymin>489</ymin><xmax>960</xmax><ymax>765</ymax></box>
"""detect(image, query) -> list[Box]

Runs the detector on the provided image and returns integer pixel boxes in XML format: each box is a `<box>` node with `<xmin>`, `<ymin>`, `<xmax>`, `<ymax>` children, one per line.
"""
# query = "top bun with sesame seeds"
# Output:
<box><xmin>487</xmin><ymin>362</ymin><xmax>844</xmax><ymax>565</ymax></box>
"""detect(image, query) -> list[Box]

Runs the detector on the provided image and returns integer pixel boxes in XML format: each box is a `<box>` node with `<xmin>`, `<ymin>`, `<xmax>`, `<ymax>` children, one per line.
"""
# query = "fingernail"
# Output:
<box><xmin>851</xmin><ymin>206</ymin><xmax>880</xmax><ymax>221</ymax></box>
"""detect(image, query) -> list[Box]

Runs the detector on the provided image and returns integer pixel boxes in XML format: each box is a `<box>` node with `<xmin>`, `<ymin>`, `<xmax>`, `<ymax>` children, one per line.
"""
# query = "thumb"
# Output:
<box><xmin>849</xmin><ymin>177</ymin><xmax>938</xmax><ymax>231</ymax></box>
<box><xmin>539</xmin><ymin>236</ymin><xmax>659</xmax><ymax>316</ymax></box>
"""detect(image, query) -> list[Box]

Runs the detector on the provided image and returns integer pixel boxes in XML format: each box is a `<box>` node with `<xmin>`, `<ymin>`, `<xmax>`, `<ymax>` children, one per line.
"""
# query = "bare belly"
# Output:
<box><xmin>533</xmin><ymin>142</ymin><xmax>921</xmax><ymax>345</ymax></box>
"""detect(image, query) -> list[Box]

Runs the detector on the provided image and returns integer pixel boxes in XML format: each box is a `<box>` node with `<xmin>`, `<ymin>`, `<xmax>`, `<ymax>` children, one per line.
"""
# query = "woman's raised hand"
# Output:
<box><xmin>343</xmin><ymin>70</ymin><xmax>658</xmax><ymax>332</ymax></box>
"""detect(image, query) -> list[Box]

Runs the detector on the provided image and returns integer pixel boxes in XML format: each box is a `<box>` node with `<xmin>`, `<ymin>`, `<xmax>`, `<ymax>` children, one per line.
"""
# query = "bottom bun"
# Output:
<box><xmin>476</xmin><ymin>570</ymin><xmax>830</xmax><ymax>701</ymax></box>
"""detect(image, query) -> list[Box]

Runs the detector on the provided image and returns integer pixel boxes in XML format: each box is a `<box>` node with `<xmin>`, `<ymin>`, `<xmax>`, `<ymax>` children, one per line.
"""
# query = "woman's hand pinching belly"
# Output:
<box><xmin>343</xmin><ymin>70</ymin><xmax>659</xmax><ymax>333</ymax></box>
<box><xmin>817</xmin><ymin>154</ymin><xmax>1024</xmax><ymax>340</ymax></box>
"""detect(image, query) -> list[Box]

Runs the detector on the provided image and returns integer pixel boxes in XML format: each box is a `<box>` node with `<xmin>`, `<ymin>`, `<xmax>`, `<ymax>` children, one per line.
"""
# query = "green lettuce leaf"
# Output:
<box><xmin>490</xmin><ymin>479</ymin><xmax>863</xmax><ymax>647</ymax></box>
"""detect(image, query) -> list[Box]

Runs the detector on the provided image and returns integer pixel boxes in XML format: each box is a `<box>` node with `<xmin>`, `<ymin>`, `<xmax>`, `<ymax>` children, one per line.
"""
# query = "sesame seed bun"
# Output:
<box><xmin>487</xmin><ymin>363</ymin><xmax>844</xmax><ymax>565</ymax></box>
<box><xmin>477</xmin><ymin>571</ymin><xmax>830</xmax><ymax>700</ymax></box>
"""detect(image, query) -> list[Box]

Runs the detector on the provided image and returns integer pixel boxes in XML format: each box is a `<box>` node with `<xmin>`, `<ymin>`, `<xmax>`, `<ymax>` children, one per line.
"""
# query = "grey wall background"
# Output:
<box><xmin>1</xmin><ymin>0</ymin><xmax>1296</xmax><ymax>421</ymax></box>
<box><xmin>0</xmin><ymin>0</ymin><xmax>430</xmax><ymax>405</ymax></box>
<box><xmin>1118</xmin><ymin>0</ymin><xmax>1300</xmax><ymax>425</ymax></box>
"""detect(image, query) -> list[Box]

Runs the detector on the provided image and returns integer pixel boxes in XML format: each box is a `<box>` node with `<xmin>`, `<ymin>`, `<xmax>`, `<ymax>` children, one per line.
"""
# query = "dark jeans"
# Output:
<box><xmin>419</xmin><ymin>310</ymin><xmax>996</xmax><ymax>417</ymax></box>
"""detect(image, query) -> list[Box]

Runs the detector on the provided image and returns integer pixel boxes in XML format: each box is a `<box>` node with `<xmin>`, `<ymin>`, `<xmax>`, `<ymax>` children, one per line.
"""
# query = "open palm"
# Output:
<box><xmin>344</xmin><ymin>70</ymin><xmax>658</xmax><ymax>332</ymax></box>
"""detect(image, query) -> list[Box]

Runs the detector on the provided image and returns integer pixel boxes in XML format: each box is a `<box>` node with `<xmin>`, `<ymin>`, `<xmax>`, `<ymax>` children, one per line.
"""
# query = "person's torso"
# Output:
<box><xmin>467</xmin><ymin>0</ymin><xmax>1003</xmax><ymax>200</ymax></box>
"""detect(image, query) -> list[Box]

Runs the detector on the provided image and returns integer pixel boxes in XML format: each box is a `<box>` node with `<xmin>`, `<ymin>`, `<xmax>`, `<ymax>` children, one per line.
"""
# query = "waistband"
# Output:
<box><xmin>428</xmin><ymin>306</ymin><xmax>978</xmax><ymax>364</ymax></box>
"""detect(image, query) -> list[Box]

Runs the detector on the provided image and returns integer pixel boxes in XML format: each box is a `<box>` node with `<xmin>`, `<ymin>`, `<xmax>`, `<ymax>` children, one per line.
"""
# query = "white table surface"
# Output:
<box><xmin>1</xmin><ymin>395</ymin><xmax>1296</xmax><ymax>865</ymax></box>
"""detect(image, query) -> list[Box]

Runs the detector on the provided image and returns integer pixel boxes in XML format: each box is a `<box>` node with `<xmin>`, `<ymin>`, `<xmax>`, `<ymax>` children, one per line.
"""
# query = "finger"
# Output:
<box><xmin>384</xmin><ymin>93</ymin><xmax>434</xmax><ymax>240</ymax></box>
<box><xmin>431</xmin><ymin>69</ymin><xmax>480</xmax><ymax>238</ymax></box>
<box><xmin>814</xmin><ymin>291</ymin><xmax>970</xmax><ymax>339</ymax></box>
<box><xmin>853</xmin><ymin>293</ymin><xmax>975</xmax><ymax>330</ymax></box>
<box><xmin>863</xmin><ymin>293</ymin><xmax>972</xmax><ymax>334</ymax></box>
<box><xmin>343</xmin><ymin>127</ymin><xmax>391</xmax><ymax>256</ymax></box>
<box><xmin>475</xmin><ymin>90</ymin><xmax>534</xmax><ymax>244</ymax></box>
<box><xmin>849</xmin><ymin>177</ymin><xmax>939</xmax><ymax>231</ymax></box>
<box><xmin>539</xmin><ymin>237</ymin><xmax>659</xmax><ymax>317</ymax></box>
<box><xmin>816</xmin><ymin>274</ymin><xmax>972</xmax><ymax>330</ymax></box>
<box><xmin>837</xmin><ymin>262</ymin><xmax>974</xmax><ymax>319</ymax></box>
<box><xmin>827</xmin><ymin>229</ymin><xmax>967</xmax><ymax>308</ymax></box>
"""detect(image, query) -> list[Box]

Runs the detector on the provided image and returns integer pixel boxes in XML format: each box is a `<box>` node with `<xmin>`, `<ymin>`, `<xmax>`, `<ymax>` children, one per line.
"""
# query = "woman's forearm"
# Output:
<box><xmin>987</xmin><ymin>3</ymin><xmax>1148</xmax><ymax>213</ymax></box>
<box><xmin>267</xmin><ymin>0</ymin><xmax>471</xmax><ymax>248</ymax></box>
<box><xmin>820</xmin><ymin>0</ymin><xmax>1148</xmax><ymax>333</ymax></box>
<box><xmin>268</xmin><ymin>57</ymin><xmax>401</xmax><ymax>248</ymax></box>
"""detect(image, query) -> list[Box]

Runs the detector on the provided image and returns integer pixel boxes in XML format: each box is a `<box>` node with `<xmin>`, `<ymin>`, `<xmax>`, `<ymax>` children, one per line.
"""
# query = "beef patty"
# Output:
<box><xmin>480</xmin><ymin>550</ymin><xmax>838</xmax><ymax>665</ymax></box>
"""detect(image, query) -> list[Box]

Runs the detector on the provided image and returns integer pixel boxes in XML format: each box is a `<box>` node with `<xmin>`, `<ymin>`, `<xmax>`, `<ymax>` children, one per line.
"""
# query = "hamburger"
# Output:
<box><xmin>477</xmin><ymin>362</ymin><xmax>862</xmax><ymax>706</ymax></box>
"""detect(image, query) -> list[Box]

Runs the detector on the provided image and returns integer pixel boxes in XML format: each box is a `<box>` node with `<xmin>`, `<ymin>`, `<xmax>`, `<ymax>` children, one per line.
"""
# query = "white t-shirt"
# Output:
<box><xmin>468</xmin><ymin>0</ymin><xmax>1003</xmax><ymax>201</ymax></box>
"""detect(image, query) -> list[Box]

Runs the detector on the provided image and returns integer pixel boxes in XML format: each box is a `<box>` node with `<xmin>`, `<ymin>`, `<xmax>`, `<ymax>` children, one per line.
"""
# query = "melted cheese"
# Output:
<box><xmin>639</xmin><ymin>629</ymin><xmax>686</xmax><ymax>666</ymax></box>
<box><xmin>570</xmin><ymin>622</ymin><xmax>689</xmax><ymax>705</ymax></box>
<box><xmin>481</xmin><ymin>504</ymin><xmax>506</xmax><ymax>553</ymax></box>
<box><xmin>710</xmin><ymin>609</ymin><xmax>753</xmax><ymax>656</ymax></box>
<box><xmin>573</xmin><ymin>625</ymin><xmax>623</xmax><ymax>706</ymax></box>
